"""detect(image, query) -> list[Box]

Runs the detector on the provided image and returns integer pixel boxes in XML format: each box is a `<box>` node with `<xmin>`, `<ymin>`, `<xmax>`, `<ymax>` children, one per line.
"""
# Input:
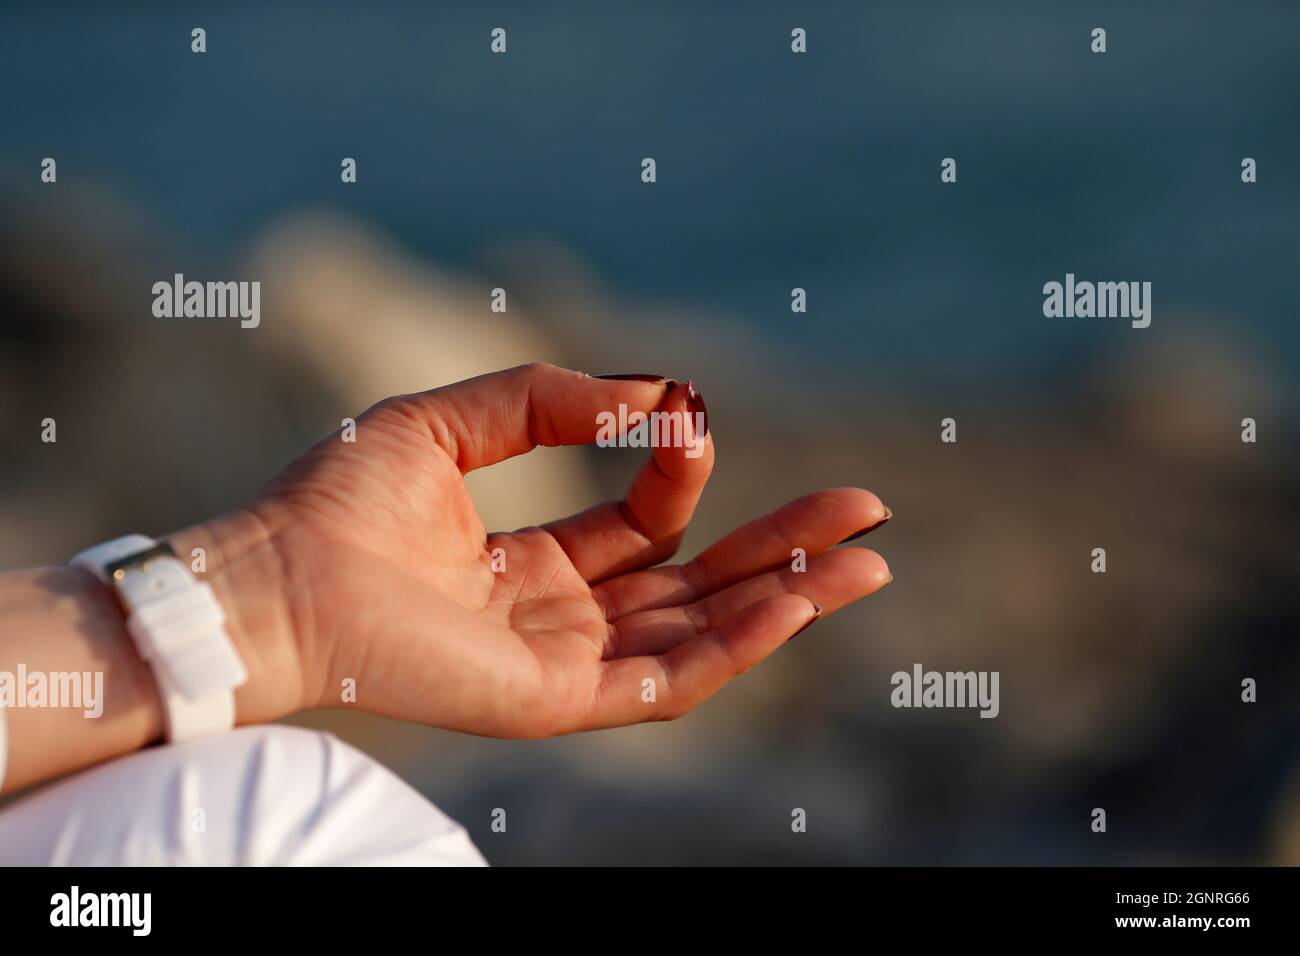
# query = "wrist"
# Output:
<box><xmin>168</xmin><ymin>508</ymin><xmax>308</xmax><ymax>725</ymax></box>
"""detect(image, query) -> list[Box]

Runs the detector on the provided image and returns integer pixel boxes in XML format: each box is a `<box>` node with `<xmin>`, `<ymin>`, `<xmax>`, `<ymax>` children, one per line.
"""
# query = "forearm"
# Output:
<box><xmin>0</xmin><ymin>562</ymin><xmax>162</xmax><ymax>792</ymax></box>
<box><xmin>0</xmin><ymin>511</ymin><xmax>302</xmax><ymax>794</ymax></box>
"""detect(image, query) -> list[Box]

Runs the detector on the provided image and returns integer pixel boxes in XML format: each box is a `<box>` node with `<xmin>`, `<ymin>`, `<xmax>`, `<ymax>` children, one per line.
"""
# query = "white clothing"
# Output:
<box><xmin>0</xmin><ymin>725</ymin><xmax>486</xmax><ymax>866</ymax></box>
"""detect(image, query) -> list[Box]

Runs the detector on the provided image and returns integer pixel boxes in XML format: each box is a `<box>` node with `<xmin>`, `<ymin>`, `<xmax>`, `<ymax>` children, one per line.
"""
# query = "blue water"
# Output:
<box><xmin>3</xmin><ymin>0</ymin><xmax>1297</xmax><ymax>392</ymax></box>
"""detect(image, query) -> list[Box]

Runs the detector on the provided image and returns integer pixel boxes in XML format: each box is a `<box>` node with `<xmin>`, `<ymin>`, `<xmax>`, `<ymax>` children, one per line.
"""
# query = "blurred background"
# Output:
<box><xmin>2</xmin><ymin>0</ymin><xmax>1298</xmax><ymax>864</ymax></box>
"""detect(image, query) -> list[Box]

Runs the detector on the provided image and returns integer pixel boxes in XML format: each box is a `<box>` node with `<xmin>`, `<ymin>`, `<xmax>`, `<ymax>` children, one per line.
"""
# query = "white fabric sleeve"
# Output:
<box><xmin>0</xmin><ymin>725</ymin><xmax>486</xmax><ymax>866</ymax></box>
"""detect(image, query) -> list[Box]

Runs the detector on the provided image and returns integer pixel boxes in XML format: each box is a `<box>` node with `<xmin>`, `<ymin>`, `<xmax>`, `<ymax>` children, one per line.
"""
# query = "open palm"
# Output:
<box><xmin>251</xmin><ymin>364</ymin><xmax>891</xmax><ymax>738</ymax></box>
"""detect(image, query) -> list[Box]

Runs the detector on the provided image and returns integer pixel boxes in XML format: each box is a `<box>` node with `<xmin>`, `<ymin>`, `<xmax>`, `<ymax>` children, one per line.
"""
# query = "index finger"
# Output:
<box><xmin>389</xmin><ymin>363</ymin><xmax>678</xmax><ymax>473</ymax></box>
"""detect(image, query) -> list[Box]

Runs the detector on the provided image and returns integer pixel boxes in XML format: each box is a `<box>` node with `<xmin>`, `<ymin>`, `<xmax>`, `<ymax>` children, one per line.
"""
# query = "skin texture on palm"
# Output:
<box><xmin>247</xmin><ymin>363</ymin><xmax>892</xmax><ymax>738</ymax></box>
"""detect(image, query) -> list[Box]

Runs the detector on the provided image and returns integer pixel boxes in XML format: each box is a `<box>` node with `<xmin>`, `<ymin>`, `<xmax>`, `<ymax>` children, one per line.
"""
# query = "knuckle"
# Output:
<box><xmin>366</xmin><ymin>394</ymin><xmax>414</xmax><ymax>423</ymax></box>
<box><xmin>518</xmin><ymin>361</ymin><xmax>564</xmax><ymax>379</ymax></box>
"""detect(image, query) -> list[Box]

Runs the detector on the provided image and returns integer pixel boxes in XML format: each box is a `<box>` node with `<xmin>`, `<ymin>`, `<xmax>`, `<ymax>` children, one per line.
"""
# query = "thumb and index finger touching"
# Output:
<box><xmin>395</xmin><ymin>364</ymin><xmax>714</xmax><ymax>581</ymax></box>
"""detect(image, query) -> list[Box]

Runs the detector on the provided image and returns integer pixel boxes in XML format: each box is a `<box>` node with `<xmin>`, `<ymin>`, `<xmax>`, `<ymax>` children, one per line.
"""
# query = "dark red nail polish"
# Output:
<box><xmin>839</xmin><ymin>506</ymin><xmax>892</xmax><ymax>544</ymax></box>
<box><xmin>593</xmin><ymin>373</ymin><xmax>669</xmax><ymax>383</ymax></box>
<box><xmin>789</xmin><ymin>604</ymin><xmax>822</xmax><ymax>640</ymax></box>
<box><xmin>685</xmin><ymin>381</ymin><xmax>708</xmax><ymax>436</ymax></box>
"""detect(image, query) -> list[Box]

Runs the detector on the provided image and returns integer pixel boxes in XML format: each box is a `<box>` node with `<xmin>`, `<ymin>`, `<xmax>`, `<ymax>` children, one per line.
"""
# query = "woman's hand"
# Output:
<box><xmin>191</xmin><ymin>364</ymin><xmax>892</xmax><ymax>738</ymax></box>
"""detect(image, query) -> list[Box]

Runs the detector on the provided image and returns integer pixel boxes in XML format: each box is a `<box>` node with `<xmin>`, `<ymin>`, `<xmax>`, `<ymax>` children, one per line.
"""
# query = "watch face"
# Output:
<box><xmin>104</xmin><ymin>541</ymin><xmax>178</xmax><ymax>581</ymax></box>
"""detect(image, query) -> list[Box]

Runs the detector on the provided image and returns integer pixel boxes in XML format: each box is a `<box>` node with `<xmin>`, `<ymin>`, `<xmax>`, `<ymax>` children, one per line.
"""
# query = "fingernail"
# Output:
<box><xmin>839</xmin><ymin>505</ymin><xmax>892</xmax><ymax>543</ymax></box>
<box><xmin>685</xmin><ymin>380</ymin><xmax>709</xmax><ymax>436</ymax></box>
<box><xmin>593</xmin><ymin>373</ymin><xmax>669</xmax><ymax>383</ymax></box>
<box><xmin>789</xmin><ymin>603</ymin><xmax>822</xmax><ymax>640</ymax></box>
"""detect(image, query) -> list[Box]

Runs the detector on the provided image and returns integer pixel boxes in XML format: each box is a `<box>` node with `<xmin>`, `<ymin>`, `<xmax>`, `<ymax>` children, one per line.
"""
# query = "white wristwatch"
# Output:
<box><xmin>72</xmin><ymin>534</ymin><xmax>247</xmax><ymax>742</ymax></box>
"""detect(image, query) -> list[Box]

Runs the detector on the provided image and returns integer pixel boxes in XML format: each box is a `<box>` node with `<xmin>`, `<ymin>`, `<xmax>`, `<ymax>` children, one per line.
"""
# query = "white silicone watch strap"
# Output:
<box><xmin>72</xmin><ymin>535</ymin><xmax>247</xmax><ymax>742</ymax></box>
